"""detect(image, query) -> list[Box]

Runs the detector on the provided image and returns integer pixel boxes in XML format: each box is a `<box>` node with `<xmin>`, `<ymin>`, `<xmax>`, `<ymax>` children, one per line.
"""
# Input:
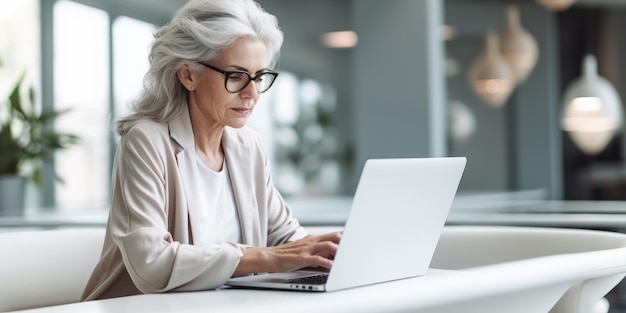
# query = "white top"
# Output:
<box><xmin>194</xmin><ymin>157</ymin><xmax>241</xmax><ymax>245</ymax></box>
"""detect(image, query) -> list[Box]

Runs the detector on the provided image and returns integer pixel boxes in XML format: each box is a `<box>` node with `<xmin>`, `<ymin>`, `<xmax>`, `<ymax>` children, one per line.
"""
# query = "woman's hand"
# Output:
<box><xmin>233</xmin><ymin>231</ymin><xmax>342</xmax><ymax>277</ymax></box>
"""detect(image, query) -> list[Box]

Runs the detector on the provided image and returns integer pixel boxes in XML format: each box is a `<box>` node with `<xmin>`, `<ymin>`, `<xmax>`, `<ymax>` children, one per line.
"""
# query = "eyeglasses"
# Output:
<box><xmin>198</xmin><ymin>62</ymin><xmax>278</xmax><ymax>94</ymax></box>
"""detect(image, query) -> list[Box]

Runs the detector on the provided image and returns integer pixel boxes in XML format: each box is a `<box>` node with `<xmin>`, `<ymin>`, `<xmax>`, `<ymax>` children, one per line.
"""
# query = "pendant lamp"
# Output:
<box><xmin>499</xmin><ymin>6</ymin><xmax>538</xmax><ymax>84</ymax></box>
<box><xmin>535</xmin><ymin>0</ymin><xmax>576</xmax><ymax>11</ymax></box>
<box><xmin>469</xmin><ymin>32</ymin><xmax>515</xmax><ymax>108</ymax></box>
<box><xmin>449</xmin><ymin>101</ymin><xmax>476</xmax><ymax>143</ymax></box>
<box><xmin>561</xmin><ymin>55</ymin><xmax>624</xmax><ymax>155</ymax></box>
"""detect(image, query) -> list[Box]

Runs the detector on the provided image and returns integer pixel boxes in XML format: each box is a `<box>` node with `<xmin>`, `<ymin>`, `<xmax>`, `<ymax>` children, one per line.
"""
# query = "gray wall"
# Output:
<box><xmin>352</xmin><ymin>0</ymin><xmax>446</xmax><ymax>181</ymax></box>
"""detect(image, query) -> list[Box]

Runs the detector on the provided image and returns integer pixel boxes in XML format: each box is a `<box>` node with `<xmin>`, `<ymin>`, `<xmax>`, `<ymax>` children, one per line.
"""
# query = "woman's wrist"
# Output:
<box><xmin>233</xmin><ymin>246</ymin><xmax>270</xmax><ymax>277</ymax></box>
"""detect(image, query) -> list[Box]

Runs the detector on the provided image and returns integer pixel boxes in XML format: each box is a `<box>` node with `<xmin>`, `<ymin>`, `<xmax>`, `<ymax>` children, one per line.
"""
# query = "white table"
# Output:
<box><xmin>14</xmin><ymin>239</ymin><xmax>626</xmax><ymax>313</ymax></box>
<box><xmin>5</xmin><ymin>225</ymin><xmax>626</xmax><ymax>313</ymax></box>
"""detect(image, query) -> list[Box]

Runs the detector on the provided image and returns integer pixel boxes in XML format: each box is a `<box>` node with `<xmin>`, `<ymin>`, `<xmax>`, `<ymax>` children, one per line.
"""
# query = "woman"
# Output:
<box><xmin>82</xmin><ymin>0</ymin><xmax>340</xmax><ymax>301</ymax></box>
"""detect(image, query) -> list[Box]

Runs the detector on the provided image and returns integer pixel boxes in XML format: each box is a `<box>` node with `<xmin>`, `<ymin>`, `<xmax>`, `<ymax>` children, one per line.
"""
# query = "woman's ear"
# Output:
<box><xmin>177</xmin><ymin>64</ymin><xmax>196</xmax><ymax>91</ymax></box>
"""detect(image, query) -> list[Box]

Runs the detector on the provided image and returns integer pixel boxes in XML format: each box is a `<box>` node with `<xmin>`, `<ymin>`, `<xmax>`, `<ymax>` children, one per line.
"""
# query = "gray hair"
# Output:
<box><xmin>116</xmin><ymin>0</ymin><xmax>283</xmax><ymax>135</ymax></box>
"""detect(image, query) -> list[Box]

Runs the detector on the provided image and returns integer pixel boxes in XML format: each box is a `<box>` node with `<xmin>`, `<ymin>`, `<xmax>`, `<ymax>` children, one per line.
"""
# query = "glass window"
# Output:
<box><xmin>261</xmin><ymin>71</ymin><xmax>342</xmax><ymax>196</ymax></box>
<box><xmin>0</xmin><ymin>0</ymin><xmax>40</xmax><ymax>209</ymax></box>
<box><xmin>0</xmin><ymin>0</ymin><xmax>39</xmax><ymax>96</ymax></box>
<box><xmin>53</xmin><ymin>4</ymin><xmax>158</xmax><ymax>212</ymax></box>
<box><xmin>53</xmin><ymin>0</ymin><xmax>109</xmax><ymax>211</ymax></box>
<box><xmin>112</xmin><ymin>16</ymin><xmax>155</xmax><ymax>120</ymax></box>
<box><xmin>49</xmin><ymin>1</ymin><xmax>344</xmax><ymax>213</ymax></box>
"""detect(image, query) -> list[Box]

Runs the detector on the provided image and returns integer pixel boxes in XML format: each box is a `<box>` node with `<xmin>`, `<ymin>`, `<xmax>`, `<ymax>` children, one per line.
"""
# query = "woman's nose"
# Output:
<box><xmin>239</xmin><ymin>80</ymin><xmax>259</xmax><ymax>98</ymax></box>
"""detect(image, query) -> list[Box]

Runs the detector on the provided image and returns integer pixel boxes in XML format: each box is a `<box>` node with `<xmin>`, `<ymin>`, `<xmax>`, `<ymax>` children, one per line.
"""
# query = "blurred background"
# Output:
<box><xmin>2</xmin><ymin>0</ymin><xmax>626</xmax><ymax>214</ymax></box>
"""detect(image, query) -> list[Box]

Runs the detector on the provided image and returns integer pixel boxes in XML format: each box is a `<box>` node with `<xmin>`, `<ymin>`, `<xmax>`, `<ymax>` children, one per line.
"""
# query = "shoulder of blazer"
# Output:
<box><xmin>223</xmin><ymin>126</ymin><xmax>265</xmax><ymax>149</ymax></box>
<box><xmin>122</xmin><ymin>119</ymin><xmax>171</xmax><ymax>152</ymax></box>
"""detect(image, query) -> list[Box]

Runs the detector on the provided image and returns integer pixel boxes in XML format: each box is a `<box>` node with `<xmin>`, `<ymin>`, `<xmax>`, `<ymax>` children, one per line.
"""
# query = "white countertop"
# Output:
<box><xmin>2</xmin><ymin>197</ymin><xmax>626</xmax><ymax>230</ymax></box>
<box><xmin>290</xmin><ymin>197</ymin><xmax>626</xmax><ymax>228</ymax></box>
<box><xmin>15</xmin><ymin>242</ymin><xmax>626</xmax><ymax>313</ymax></box>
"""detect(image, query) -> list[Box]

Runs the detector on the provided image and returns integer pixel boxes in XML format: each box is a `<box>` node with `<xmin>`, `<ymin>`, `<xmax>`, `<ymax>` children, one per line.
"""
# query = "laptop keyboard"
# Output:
<box><xmin>285</xmin><ymin>273</ymin><xmax>329</xmax><ymax>285</ymax></box>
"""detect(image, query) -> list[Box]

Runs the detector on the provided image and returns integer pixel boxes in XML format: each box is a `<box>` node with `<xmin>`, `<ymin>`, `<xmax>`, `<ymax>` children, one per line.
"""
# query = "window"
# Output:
<box><xmin>0</xmin><ymin>0</ymin><xmax>39</xmax><ymax>95</ymax></box>
<box><xmin>53</xmin><ymin>1</ymin><xmax>109</xmax><ymax>211</ymax></box>
<box><xmin>0</xmin><ymin>0</ymin><xmax>40</xmax><ymax>209</ymax></box>
<box><xmin>47</xmin><ymin>1</ymin><xmax>345</xmax><ymax>213</ymax></box>
<box><xmin>259</xmin><ymin>71</ymin><xmax>343</xmax><ymax>196</ymax></box>
<box><xmin>112</xmin><ymin>16</ymin><xmax>155</xmax><ymax>120</ymax></box>
<box><xmin>53</xmin><ymin>1</ymin><xmax>155</xmax><ymax>212</ymax></box>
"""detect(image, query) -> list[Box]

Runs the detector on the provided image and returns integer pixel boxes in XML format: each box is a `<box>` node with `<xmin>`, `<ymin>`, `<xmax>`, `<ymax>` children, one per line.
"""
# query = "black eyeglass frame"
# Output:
<box><xmin>198</xmin><ymin>62</ymin><xmax>279</xmax><ymax>94</ymax></box>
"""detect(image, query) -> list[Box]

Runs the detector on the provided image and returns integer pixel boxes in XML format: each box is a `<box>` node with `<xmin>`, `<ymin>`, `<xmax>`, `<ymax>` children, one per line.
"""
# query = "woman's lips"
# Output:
<box><xmin>232</xmin><ymin>108</ymin><xmax>251</xmax><ymax>115</ymax></box>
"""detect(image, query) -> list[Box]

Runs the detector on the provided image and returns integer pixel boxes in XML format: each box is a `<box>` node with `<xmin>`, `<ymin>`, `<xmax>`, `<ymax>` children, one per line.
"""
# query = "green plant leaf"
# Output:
<box><xmin>1</xmin><ymin>71</ymin><xmax>79</xmax><ymax>184</ymax></box>
<box><xmin>8</xmin><ymin>73</ymin><xmax>27</xmax><ymax>118</ymax></box>
<box><xmin>32</xmin><ymin>168</ymin><xmax>42</xmax><ymax>189</ymax></box>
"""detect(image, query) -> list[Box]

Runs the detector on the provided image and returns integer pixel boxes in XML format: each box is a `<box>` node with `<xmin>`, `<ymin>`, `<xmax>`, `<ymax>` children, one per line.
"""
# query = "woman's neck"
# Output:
<box><xmin>190</xmin><ymin>115</ymin><xmax>225</xmax><ymax>172</ymax></box>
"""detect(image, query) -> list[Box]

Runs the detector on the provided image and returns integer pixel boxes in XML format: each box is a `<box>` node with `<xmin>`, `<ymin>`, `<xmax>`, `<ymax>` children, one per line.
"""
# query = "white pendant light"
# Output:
<box><xmin>469</xmin><ymin>32</ymin><xmax>515</xmax><ymax>108</ymax></box>
<box><xmin>535</xmin><ymin>0</ymin><xmax>577</xmax><ymax>12</ymax></box>
<box><xmin>561</xmin><ymin>54</ymin><xmax>624</xmax><ymax>155</ymax></box>
<box><xmin>449</xmin><ymin>101</ymin><xmax>476</xmax><ymax>143</ymax></box>
<box><xmin>499</xmin><ymin>6</ymin><xmax>538</xmax><ymax>84</ymax></box>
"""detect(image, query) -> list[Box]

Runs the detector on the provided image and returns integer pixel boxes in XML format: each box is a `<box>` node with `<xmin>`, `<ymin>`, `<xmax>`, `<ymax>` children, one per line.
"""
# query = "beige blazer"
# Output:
<box><xmin>81</xmin><ymin>105</ymin><xmax>306</xmax><ymax>301</ymax></box>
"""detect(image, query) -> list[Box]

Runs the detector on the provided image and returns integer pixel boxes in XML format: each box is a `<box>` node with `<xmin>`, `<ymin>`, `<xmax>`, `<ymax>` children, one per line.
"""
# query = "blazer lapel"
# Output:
<box><xmin>223</xmin><ymin>128</ymin><xmax>257</xmax><ymax>246</ymax></box>
<box><xmin>168</xmin><ymin>105</ymin><xmax>207</xmax><ymax>245</ymax></box>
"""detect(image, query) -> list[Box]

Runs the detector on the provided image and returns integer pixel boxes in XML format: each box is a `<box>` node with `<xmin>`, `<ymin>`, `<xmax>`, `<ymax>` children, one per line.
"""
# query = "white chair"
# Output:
<box><xmin>0</xmin><ymin>228</ymin><xmax>105</xmax><ymax>312</ymax></box>
<box><xmin>431</xmin><ymin>226</ymin><xmax>626</xmax><ymax>313</ymax></box>
<box><xmin>306</xmin><ymin>226</ymin><xmax>626</xmax><ymax>313</ymax></box>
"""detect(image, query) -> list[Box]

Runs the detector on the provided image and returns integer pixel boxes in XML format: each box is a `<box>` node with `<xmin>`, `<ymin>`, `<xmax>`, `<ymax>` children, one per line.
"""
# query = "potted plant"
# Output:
<box><xmin>0</xmin><ymin>73</ymin><xmax>78</xmax><ymax>216</ymax></box>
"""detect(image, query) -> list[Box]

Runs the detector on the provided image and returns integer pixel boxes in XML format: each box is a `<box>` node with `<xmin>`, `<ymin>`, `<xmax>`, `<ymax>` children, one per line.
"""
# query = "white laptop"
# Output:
<box><xmin>226</xmin><ymin>157</ymin><xmax>467</xmax><ymax>292</ymax></box>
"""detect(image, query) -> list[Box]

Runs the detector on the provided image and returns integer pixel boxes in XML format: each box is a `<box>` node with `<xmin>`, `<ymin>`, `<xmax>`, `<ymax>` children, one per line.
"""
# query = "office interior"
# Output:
<box><xmin>4</xmin><ymin>0</ymin><xmax>626</xmax><ymax>211</ymax></box>
<box><xmin>3</xmin><ymin>0</ymin><xmax>626</xmax><ymax>312</ymax></box>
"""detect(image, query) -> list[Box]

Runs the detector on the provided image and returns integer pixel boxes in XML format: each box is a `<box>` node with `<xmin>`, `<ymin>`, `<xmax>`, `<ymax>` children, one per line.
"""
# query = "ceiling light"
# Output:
<box><xmin>321</xmin><ymin>31</ymin><xmax>358</xmax><ymax>49</ymax></box>
<box><xmin>449</xmin><ymin>101</ymin><xmax>476</xmax><ymax>143</ymax></box>
<box><xmin>469</xmin><ymin>32</ymin><xmax>515</xmax><ymax>108</ymax></box>
<box><xmin>535</xmin><ymin>0</ymin><xmax>577</xmax><ymax>11</ymax></box>
<box><xmin>441</xmin><ymin>25</ymin><xmax>456</xmax><ymax>41</ymax></box>
<box><xmin>499</xmin><ymin>5</ymin><xmax>538</xmax><ymax>84</ymax></box>
<box><xmin>561</xmin><ymin>54</ymin><xmax>623</xmax><ymax>155</ymax></box>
